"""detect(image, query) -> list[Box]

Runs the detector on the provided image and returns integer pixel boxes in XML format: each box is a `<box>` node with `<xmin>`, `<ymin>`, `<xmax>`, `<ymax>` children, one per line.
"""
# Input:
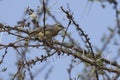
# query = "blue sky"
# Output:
<box><xmin>0</xmin><ymin>0</ymin><xmax>119</xmax><ymax>80</ymax></box>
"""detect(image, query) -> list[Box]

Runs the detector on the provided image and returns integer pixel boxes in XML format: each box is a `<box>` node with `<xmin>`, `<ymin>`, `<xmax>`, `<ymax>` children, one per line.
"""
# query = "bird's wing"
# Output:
<box><xmin>44</xmin><ymin>25</ymin><xmax>55</xmax><ymax>31</ymax></box>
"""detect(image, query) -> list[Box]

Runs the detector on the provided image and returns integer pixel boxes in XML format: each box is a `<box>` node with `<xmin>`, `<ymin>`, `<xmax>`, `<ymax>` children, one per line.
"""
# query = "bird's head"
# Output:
<box><xmin>54</xmin><ymin>24</ymin><xmax>64</xmax><ymax>32</ymax></box>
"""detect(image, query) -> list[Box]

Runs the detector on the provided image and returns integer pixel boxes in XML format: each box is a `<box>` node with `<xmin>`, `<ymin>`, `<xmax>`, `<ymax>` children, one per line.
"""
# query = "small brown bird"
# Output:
<box><xmin>30</xmin><ymin>24</ymin><xmax>64</xmax><ymax>41</ymax></box>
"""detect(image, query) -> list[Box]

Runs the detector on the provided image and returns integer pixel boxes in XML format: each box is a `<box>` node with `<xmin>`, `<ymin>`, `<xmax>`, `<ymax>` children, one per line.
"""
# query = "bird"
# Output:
<box><xmin>30</xmin><ymin>24</ymin><xmax>64</xmax><ymax>41</ymax></box>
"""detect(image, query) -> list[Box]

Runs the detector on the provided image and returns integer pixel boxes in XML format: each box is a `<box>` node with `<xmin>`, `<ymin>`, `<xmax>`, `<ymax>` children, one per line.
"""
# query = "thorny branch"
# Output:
<box><xmin>61</xmin><ymin>6</ymin><xmax>100</xmax><ymax>80</ymax></box>
<box><xmin>0</xmin><ymin>0</ymin><xmax>120</xmax><ymax>80</ymax></box>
